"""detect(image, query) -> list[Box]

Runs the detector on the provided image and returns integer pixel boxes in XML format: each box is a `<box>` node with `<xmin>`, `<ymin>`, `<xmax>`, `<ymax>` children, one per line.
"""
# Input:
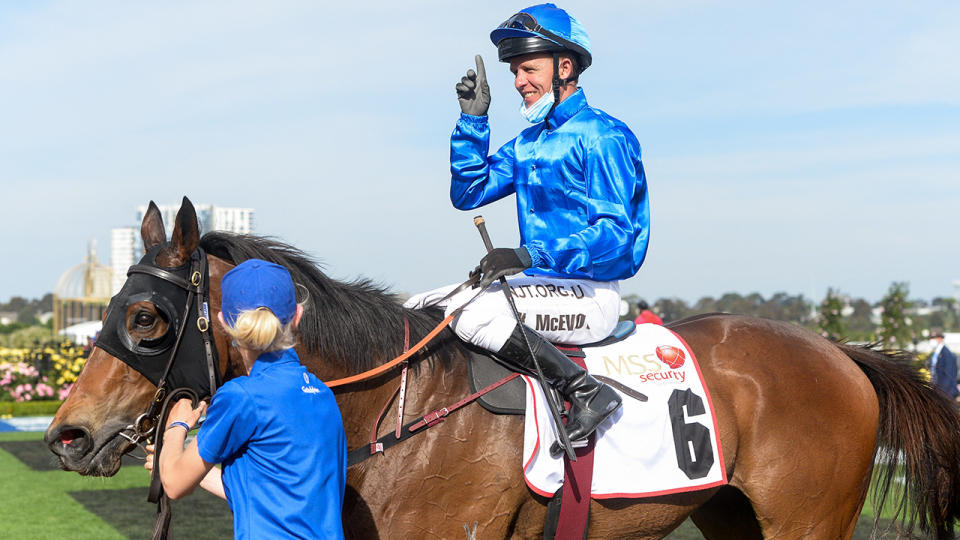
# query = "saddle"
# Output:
<box><xmin>466</xmin><ymin>320</ymin><xmax>637</xmax><ymax>415</ymax></box>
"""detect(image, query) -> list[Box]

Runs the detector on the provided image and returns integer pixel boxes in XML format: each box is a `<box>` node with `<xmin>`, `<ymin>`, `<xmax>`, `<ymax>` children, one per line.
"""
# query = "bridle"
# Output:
<box><xmin>93</xmin><ymin>245</ymin><xmax>220</xmax><ymax>540</ymax></box>
<box><xmin>102</xmin><ymin>246</ymin><xmax>220</xmax><ymax>449</ymax></box>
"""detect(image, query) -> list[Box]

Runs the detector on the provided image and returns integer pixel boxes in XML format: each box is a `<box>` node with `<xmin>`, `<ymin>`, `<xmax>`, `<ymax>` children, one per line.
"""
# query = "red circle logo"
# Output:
<box><xmin>656</xmin><ymin>345</ymin><xmax>686</xmax><ymax>369</ymax></box>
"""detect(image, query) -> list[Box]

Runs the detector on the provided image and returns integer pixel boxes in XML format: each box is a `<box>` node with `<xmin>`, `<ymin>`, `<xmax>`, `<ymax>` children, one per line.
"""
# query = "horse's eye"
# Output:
<box><xmin>135</xmin><ymin>312</ymin><xmax>156</xmax><ymax>329</ymax></box>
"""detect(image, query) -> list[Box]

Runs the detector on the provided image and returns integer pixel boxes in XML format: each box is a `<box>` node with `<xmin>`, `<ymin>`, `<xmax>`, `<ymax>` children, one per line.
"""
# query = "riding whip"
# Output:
<box><xmin>473</xmin><ymin>216</ymin><xmax>576</xmax><ymax>461</ymax></box>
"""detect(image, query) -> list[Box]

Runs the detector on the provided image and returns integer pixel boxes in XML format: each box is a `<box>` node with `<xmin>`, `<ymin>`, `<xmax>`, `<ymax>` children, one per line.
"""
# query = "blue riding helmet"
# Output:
<box><xmin>490</xmin><ymin>3</ymin><xmax>592</xmax><ymax>73</ymax></box>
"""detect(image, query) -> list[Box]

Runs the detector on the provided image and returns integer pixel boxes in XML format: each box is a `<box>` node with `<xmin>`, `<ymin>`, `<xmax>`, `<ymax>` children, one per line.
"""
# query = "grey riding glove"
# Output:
<box><xmin>473</xmin><ymin>247</ymin><xmax>533</xmax><ymax>289</ymax></box>
<box><xmin>456</xmin><ymin>55</ymin><xmax>491</xmax><ymax>116</ymax></box>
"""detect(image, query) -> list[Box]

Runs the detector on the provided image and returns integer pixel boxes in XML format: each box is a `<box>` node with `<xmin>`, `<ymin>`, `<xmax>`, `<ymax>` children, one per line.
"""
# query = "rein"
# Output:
<box><xmin>322</xmin><ymin>313</ymin><xmax>455</xmax><ymax>388</ymax></box>
<box><xmin>322</xmin><ymin>276</ymin><xmax>485</xmax><ymax>388</ymax></box>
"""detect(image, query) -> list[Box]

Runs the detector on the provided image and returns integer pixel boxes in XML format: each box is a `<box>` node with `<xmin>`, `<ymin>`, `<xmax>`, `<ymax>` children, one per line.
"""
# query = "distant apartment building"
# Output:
<box><xmin>110</xmin><ymin>227</ymin><xmax>140</xmax><ymax>295</ymax></box>
<box><xmin>211</xmin><ymin>206</ymin><xmax>255</xmax><ymax>235</ymax></box>
<box><xmin>108</xmin><ymin>203</ymin><xmax>255</xmax><ymax>294</ymax></box>
<box><xmin>134</xmin><ymin>203</ymin><xmax>255</xmax><ymax>239</ymax></box>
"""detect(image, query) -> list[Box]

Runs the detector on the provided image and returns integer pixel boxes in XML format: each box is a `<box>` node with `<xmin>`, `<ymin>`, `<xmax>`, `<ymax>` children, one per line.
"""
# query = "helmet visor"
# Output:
<box><xmin>494</xmin><ymin>12</ymin><xmax>591</xmax><ymax>70</ymax></box>
<box><xmin>498</xmin><ymin>12</ymin><xmax>542</xmax><ymax>33</ymax></box>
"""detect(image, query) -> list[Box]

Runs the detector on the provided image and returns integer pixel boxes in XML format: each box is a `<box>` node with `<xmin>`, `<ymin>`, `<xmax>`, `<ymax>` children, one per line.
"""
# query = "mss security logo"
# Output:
<box><xmin>655</xmin><ymin>345</ymin><xmax>686</xmax><ymax>369</ymax></box>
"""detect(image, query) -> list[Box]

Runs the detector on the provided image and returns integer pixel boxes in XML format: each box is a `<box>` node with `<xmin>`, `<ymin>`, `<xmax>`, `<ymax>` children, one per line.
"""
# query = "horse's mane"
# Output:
<box><xmin>200</xmin><ymin>231</ymin><xmax>457</xmax><ymax>374</ymax></box>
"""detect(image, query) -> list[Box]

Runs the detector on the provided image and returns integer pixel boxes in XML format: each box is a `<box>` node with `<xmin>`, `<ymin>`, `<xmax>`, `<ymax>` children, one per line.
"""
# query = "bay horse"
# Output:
<box><xmin>46</xmin><ymin>198</ymin><xmax>960</xmax><ymax>539</ymax></box>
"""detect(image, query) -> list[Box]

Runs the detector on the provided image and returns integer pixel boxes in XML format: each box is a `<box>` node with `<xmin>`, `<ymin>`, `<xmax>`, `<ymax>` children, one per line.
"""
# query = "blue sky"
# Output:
<box><xmin>1</xmin><ymin>1</ymin><xmax>958</xmax><ymax>305</ymax></box>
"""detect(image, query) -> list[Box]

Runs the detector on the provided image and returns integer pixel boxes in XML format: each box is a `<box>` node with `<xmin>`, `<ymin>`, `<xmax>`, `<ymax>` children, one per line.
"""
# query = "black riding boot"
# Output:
<box><xmin>496</xmin><ymin>324</ymin><xmax>622</xmax><ymax>448</ymax></box>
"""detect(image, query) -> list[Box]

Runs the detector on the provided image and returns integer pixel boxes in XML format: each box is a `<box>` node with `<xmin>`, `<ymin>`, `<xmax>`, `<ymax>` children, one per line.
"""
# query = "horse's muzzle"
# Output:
<box><xmin>44</xmin><ymin>423</ymin><xmax>130</xmax><ymax>476</ymax></box>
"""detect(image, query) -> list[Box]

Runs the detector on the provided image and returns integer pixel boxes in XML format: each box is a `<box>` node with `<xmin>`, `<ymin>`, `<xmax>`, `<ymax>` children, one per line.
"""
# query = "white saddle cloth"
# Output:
<box><xmin>522</xmin><ymin>323</ymin><xmax>727</xmax><ymax>498</ymax></box>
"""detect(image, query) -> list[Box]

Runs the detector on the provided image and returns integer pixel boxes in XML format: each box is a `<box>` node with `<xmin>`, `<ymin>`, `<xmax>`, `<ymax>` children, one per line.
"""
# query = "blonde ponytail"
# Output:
<box><xmin>223</xmin><ymin>306</ymin><xmax>298</xmax><ymax>352</ymax></box>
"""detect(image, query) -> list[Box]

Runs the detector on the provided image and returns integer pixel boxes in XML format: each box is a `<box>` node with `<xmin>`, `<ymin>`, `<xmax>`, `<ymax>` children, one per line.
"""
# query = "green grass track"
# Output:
<box><xmin>0</xmin><ymin>431</ymin><xmax>231</xmax><ymax>540</ymax></box>
<box><xmin>1</xmin><ymin>431</ymin><xmax>935</xmax><ymax>539</ymax></box>
<box><xmin>0</xmin><ymin>431</ymin><xmax>149</xmax><ymax>540</ymax></box>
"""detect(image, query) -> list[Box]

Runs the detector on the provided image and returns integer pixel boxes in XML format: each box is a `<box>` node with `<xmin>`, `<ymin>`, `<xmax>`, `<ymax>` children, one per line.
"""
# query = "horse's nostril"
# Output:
<box><xmin>60</xmin><ymin>428</ymin><xmax>84</xmax><ymax>446</ymax></box>
<box><xmin>46</xmin><ymin>425</ymin><xmax>92</xmax><ymax>459</ymax></box>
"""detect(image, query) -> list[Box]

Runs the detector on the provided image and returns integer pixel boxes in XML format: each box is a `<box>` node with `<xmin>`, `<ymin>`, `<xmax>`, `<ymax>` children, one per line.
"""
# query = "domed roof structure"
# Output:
<box><xmin>56</xmin><ymin>252</ymin><xmax>112</xmax><ymax>301</ymax></box>
<box><xmin>53</xmin><ymin>240</ymin><xmax>114</xmax><ymax>332</ymax></box>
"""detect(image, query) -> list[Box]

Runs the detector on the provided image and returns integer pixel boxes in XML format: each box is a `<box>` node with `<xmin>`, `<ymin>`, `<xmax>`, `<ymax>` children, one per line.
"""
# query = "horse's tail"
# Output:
<box><xmin>839</xmin><ymin>342</ymin><xmax>960</xmax><ymax>539</ymax></box>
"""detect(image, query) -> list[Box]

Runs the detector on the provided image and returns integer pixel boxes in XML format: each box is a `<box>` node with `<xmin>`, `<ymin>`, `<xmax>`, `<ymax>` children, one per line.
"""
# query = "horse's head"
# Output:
<box><xmin>45</xmin><ymin>197</ymin><xmax>233</xmax><ymax>476</ymax></box>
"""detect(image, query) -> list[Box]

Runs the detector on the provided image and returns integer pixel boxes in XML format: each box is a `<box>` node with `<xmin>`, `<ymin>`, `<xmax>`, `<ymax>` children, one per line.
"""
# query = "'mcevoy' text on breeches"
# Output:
<box><xmin>404</xmin><ymin>276</ymin><xmax>621</xmax><ymax>351</ymax></box>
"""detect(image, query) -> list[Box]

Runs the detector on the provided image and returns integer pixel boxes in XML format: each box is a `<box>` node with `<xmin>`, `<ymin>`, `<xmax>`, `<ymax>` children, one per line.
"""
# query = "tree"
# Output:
<box><xmin>2</xmin><ymin>325</ymin><xmax>57</xmax><ymax>348</ymax></box>
<box><xmin>817</xmin><ymin>288</ymin><xmax>847</xmax><ymax>340</ymax></box>
<box><xmin>3</xmin><ymin>296</ymin><xmax>28</xmax><ymax>312</ymax></box>
<box><xmin>16</xmin><ymin>305</ymin><xmax>38</xmax><ymax>326</ymax></box>
<box><xmin>694</xmin><ymin>296</ymin><xmax>717</xmax><ymax>314</ymax></box>
<box><xmin>878</xmin><ymin>282</ymin><xmax>914</xmax><ymax>348</ymax></box>
<box><xmin>654</xmin><ymin>298</ymin><xmax>691</xmax><ymax>323</ymax></box>
<box><xmin>932</xmin><ymin>297</ymin><xmax>959</xmax><ymax>332</ymax></box>
<box><xmin>37</xmin><ymin>293</ymin><xmax>54</xmax><ymax>313</ymax></box>
<box><xmin>846</xmin><ymin>298</ymin><xmax>875</xmax><ymax>340</ymax></box>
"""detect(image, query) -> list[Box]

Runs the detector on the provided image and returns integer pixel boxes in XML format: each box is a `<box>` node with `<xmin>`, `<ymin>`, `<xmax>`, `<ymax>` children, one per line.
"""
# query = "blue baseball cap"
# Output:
<box><xmin>221</xmin><ymin>259</ymin><xmax>297</xmax><ymax>326</ymax></box>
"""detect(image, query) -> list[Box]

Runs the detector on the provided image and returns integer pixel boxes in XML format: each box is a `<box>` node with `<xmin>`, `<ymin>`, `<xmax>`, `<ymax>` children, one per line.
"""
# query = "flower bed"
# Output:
<box><xmin>0</xmin><ymin>343</ymin><xmax>87</xmax><ymax>403</ymax></box>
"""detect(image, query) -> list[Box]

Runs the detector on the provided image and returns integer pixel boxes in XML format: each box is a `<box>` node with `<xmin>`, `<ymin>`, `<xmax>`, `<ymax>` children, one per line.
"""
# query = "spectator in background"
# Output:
<box><xmin>634</xmin><ymin>300</ymin><xmax>663</xmax><ymax>325</ymax></box>
<box><xmin>928</xmin><ymin>329</ymin><xmax>959</xmax><ymax>402</ymax></box>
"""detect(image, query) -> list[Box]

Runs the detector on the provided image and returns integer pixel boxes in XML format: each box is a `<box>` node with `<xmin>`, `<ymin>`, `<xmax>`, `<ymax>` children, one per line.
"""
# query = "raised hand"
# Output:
<box><xmin>456</xmin><ymin>55</ymin><xmax>490</xmax><ymax>116</ymax></box>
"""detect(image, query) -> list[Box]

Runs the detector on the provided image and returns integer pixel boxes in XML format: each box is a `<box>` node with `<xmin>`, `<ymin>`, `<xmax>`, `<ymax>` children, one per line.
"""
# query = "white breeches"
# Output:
<box><xmin>403</xmin><ymin>276</ymin><xmax>621</xmax><ymax>352</ymax></box>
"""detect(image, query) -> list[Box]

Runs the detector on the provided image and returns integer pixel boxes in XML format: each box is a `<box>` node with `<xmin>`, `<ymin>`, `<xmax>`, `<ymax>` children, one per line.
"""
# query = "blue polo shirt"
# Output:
<box><xmin>196</xmin><ymin>348</ymin><xmax>346</xmax><ymax>539</ymax></box>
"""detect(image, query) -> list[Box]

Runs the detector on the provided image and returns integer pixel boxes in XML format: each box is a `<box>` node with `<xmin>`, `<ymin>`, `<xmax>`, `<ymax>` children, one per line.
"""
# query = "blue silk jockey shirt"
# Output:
<box><xmin>197</xmin><ymin>348</ymin><xmax>347</xmax><ymax>540</ymax></box>
<box><xmin>451</xmin><ymin>89</ymin><xmax>649</xmax><ymax>281</ymax></box>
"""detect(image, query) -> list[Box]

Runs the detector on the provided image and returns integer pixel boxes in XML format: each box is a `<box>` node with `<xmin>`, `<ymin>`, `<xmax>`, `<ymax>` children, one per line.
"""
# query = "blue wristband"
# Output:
<box><xmin>166</xmin><ymin>421</ymin><xmax>190</xmax><ymax>432</ymax></box>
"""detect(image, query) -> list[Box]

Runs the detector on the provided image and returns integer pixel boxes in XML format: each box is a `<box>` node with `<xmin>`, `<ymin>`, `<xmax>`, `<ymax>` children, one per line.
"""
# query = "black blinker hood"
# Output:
<box><xmin>95</xmin><ymin>244</ymin><xmax>221</xmax><ymax>399</ymax></box>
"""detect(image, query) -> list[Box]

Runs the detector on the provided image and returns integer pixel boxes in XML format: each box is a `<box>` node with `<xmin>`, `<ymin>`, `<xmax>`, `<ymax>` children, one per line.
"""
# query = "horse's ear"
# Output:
<box><xmin>168</xmin><ymin>197</ymin><xmax>200</xmax><ymax>264</ymax></box>
<box><xmin>141</xmin><ymin>201</ymin><xmax>166</xmax><ymax>250</ymax></box>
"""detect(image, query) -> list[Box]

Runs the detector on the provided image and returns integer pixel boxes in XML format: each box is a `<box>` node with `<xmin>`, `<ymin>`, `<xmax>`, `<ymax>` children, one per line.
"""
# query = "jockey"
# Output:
<box><xmin>406</xmin><ymin>4</ymin><xmax>649</xmax><ymax>448</ymax></box>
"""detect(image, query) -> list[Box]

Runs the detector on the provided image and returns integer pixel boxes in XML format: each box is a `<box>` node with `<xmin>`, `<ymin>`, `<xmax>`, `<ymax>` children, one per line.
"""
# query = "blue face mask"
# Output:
<box><xmin>519</xmin><ymin>90</ymin><xmax>555</xmax><ymax>123</ymax></box>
